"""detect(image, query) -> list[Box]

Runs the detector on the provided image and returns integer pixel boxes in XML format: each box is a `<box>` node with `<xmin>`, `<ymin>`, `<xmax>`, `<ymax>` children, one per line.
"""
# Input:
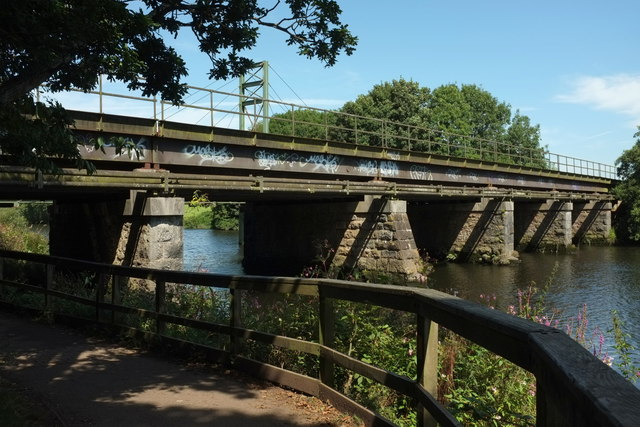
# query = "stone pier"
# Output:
<box><xmin>50</xmin><ymin>192</ymin><xmax>184</xmax><ymax>270</ymax></box>
<box><xmin>242</xmin><ymin>197</ymin><xmax>424</xmax><ymax>281</ymax></box>
<box><xmin>408</xmin><ymin>199</ymin><xmax>516</xmax><ymax>264</ymax></box>
<box><xmin>514</xmin><ymin>200</ymin><xmax>573</xmax><ymax>252</ymax></box>
<box><xmin>572</xmin><ymin>201</ymin><xmax>612</xmax><ymax>245</ymax></box>
<box><xmin>332</xmin><ymin>197</ymin><xmax>423</xmax><ymax>280</ymax></box>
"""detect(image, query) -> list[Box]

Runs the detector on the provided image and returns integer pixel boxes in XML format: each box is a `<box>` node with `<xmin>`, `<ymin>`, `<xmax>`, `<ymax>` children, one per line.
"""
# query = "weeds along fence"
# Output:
<box><xmin>1</xmin><ymin>249</ymin><xmax>639</xmax><ymax>426</ymax></box>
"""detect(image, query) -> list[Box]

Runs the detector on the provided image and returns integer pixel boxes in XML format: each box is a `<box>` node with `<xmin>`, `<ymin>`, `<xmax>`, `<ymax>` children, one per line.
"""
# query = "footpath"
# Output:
<box><xmin>0</xmin><ymin>310</ymin><xmax>355</xmax><ymax>426</ymax></box>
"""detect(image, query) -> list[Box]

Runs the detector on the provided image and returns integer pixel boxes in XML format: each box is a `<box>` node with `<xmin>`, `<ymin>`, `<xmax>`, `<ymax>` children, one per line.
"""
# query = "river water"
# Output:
<box><xmin>183</xmin><ymin>229</ymin><xmax>640</xmax><ymax>377</ymax></box>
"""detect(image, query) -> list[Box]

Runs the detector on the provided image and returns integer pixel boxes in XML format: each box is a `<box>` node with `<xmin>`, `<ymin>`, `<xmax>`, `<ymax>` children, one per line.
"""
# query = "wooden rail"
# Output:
<box><xmin>1</xmin><ymin>249</ymin><xmax>638</xmax><ymax>426</ymax></box>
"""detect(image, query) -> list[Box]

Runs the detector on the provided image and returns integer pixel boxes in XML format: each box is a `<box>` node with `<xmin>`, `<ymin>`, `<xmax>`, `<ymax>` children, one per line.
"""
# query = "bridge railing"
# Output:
<box><xmin>44</xmin><ymin>79</ymin><xmax>617</xmax><ymax>180</ymax></box>
<box><xmin>1</xmin><ymin>249</ymin><xmax>638</xmax><ymax>426</ymax></box>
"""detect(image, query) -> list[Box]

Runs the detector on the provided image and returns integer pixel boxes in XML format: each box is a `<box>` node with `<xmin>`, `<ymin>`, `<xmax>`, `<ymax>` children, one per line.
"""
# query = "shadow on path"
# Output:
<box><xmin>0</xmin><ymin>310</ymin><xmax>346</xmax><ymax>426</ymax></box>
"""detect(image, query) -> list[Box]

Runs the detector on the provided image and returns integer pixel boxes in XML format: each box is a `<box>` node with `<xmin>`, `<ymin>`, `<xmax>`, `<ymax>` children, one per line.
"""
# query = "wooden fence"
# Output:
<box><xmin>0</xmin><ymin>249</ymin><xmax>638</xmax><ymax>426</ymax></box>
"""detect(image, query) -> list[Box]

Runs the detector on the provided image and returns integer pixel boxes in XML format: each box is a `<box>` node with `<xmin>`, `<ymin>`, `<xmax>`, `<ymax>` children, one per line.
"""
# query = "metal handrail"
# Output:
<box><xmin>48</xmin><ymin>79</ymin><xmax>617</xmax><ymax>180</ymax></box>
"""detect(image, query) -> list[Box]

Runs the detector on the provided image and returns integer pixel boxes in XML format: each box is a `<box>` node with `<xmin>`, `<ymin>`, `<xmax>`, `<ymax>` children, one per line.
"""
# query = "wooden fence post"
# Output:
<box><xmin>155</xmin><ymin>280</ymin><xmax>166</xmax><ymax>335</ymax></box>
<box><xmin>0</xmin><ymin>257</ymin><xmax>5</xmax><ymax>300</ymax></box>
<box><xmin>111</xmin><ymin>275</ymin><xmax>123</xmax><ymax>325</ymax></box>
<box><xmin>417</xmin><ymin>314</ymin><xmax>438</xmax><ymax>427</ymax></box>
<box><xmin>319</xmin><ymin>289</ymin><xmax>335</xmax><ymax>388</ymax></box>
<box><xmin>45</xmin><ymin>264</ymin><xmax>54</xmax><ymax>312</ymax></box>
<box><xmin>95</xmin><ymin>273</ymin><xmax>107</xmax><ymax>323</ymax></box>
<box><xmin>229</xmin><ymin>287</ymin><xmax>242</xmax><ymax>358</ymax></box>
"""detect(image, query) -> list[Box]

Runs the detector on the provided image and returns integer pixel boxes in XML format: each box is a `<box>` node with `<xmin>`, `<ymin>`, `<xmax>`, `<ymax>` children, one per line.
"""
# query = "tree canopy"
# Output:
<box><xmin>613</xmin><ymin>128</ymin><xmax>640</xmax><ymax>242</ymax></box>
<box><xmin>0</xmin><ymin>0</ymin><xmax>357</xmax><ymax>171</ymax></box>
<box><xmin>342</xmin><ymin>80</ymin><xmax>543</xmax><ymax>165</ymax></box>
<box><xmin>269</xmin><ymin>79</ymin><xmax>544</xmax><ymax>167</ymax></box>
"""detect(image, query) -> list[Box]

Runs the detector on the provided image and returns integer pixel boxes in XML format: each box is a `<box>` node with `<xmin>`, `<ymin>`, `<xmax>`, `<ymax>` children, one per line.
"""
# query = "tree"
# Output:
<box><xmin>503</xmin><ymin>112</ymin><xmax>545</xmax><ymax>167</ymax></box>
<box><xmin>613</xmin><ymin>128</ymin><xmax>640</xmax><ymax>242</ymax></box>
<box><xmin>337</xmin><ymin>79</ymin><xmax>430</xmax><ymax>148</ymax></box>
<box><xmin>262</xmin><ymin>108</ymin><xmax>333</xmax><ymax>139</ymax></box>
<box><xmin>0</xmin><ymin>0</ymin><xmax>357</xmax><ymax>171</ymax></box>
<box><xmin>330</xmin><ymin>79</ymin><xmax>543</xmax><ymax>165</ymax></box>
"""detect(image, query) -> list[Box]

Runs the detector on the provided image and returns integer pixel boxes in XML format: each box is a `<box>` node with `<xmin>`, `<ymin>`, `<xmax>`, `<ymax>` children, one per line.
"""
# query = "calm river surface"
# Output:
<box><xmin>183</xmin><ymin>229</ymin><xmax>640</xmax><ymax>375</ymax></box>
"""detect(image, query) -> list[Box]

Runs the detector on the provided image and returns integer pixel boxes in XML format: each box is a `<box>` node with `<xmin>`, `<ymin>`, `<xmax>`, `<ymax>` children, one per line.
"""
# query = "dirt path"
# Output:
<box><xmin>0</xmin><ymin>310</ymin><xmax>358</xmax><ymax>426</ymax></box>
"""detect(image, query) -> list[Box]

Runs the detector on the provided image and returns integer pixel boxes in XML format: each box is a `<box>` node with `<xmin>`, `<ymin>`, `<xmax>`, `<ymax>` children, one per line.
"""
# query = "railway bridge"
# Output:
<box><xmin>0</xmin><ymin>85</ymin><xmax>617</xmax><ymax>280</ymax></box>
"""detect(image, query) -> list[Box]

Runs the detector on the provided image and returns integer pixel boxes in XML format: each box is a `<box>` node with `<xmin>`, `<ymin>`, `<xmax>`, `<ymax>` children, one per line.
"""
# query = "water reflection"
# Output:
<box><xmin>183</xmin><ymin>229</ymin><xmax>243</xmax><ymax>275</ymax></box>
<box><xmin>429</xmin><ymin>246</ymin><xmax>640</xmax><ymax>372</ymax></box>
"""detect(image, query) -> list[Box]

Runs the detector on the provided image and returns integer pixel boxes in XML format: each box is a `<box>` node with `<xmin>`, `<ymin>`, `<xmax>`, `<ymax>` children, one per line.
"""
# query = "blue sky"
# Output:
<box><xmin>205</xmin><ymin>0</ymin><xmax>638</xmax><ymax>167</ymax></box>
<box><xmin>59</xmin><ymin>1</ymin><xmax>640</xmax><ymax>166</ymax></box>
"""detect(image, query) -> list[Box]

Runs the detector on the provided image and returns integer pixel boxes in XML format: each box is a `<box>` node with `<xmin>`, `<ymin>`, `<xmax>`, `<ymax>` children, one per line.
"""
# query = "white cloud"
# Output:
<box><xmin>555</xmin><ymin>74</ymin><xmax>640</xmax><ymax>119</ymax></box>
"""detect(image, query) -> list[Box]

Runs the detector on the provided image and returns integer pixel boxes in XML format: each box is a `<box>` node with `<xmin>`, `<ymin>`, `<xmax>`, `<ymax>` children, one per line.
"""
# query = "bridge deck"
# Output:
<box><xmin>0</xmin><ymin>111</ymin><xmax>615</xmax><ymax>202</ymax></box>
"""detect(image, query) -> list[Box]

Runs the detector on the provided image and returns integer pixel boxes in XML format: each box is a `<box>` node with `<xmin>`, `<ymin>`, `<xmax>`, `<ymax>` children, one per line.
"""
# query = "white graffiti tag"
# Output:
<box><xmin>467</xmin><ymin>171</ymin><xmax>480</xmax><ymax>182</ymax></box>
<box><xmin>255</xmin><ymin>150</ymin><xmax>300</xmax><ymax>170</ymax></box>
<box><xmin>184</xmin><ymin>144</ymin><xmax>234</xmax><ymax>165</ymax></box>
<box><xmin>446</xmin><ymin>168</ymin><xmax>461</xmax><ymax>180</ymax></box>
<box><xmin>254</xmin><ymin>150</ymin><xmax>340</xmax><ymax>173</ymax></box>
<box><xmin>379</xmin><ymin>160</ymin><xmax>399</xmax><ymax>177</ymax></box>
<box><xmin>356</xmin><ymin>160</ymin><xmax>378</xmax><ymax>176</ymax></box>
<box><xmin>306</xmin><ymin>154</ymin><xmax>340</xmax><ymax>173</ymax></box>
<box><xmin>410</xmin><ymin>165</ymin><xmax>433</xmax><ymax>181</ymax></box>
<box><xmin>387</xmin><ymin>151</ymin><xmax>401</xmax><ymax>161</ymax></box>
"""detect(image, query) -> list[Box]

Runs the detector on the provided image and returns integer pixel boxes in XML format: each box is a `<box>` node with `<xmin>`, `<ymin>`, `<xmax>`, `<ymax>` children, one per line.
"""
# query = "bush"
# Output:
<box><xmin>183</xmin><ymin>205</ymin><xmax>213</xmax><ymax>229</ymax></box>
<box><xmin>19</xmin><ymin>202</ymin><xmax>49</xmax><ymax>225</ymax></box>
<box><xmin>211</xmin><ymin>203</ymin><xmax>240</xmax><ymax>231</ymax></box>
<box><xmin>0</xmin><ymin>208</ymin><xmax>48</xmax><ymax>254</ymax></box>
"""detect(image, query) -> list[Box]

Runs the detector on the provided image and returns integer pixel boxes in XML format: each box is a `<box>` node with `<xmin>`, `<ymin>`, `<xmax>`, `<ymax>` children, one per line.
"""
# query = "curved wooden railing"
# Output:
<box><xmin>1</xmin><ymin>249</ymin><xmax>638</xmax><ymax>426</ymax></box>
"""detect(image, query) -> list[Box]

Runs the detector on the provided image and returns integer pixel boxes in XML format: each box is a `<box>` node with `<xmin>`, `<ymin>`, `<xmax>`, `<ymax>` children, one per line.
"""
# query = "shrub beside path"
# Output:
<box><xmin>0</xmin><ymin>310</ymin><xmax>358</xmax><ymax>426</ymax></box>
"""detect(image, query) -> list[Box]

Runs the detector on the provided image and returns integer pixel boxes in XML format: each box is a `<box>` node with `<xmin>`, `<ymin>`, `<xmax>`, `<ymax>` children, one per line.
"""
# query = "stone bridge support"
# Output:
<box><xmin>50</xmin><ymin>192</ymin><xmax>184</xmax><ymax>270</ymax></box>
<box><xmin>242</xmin><ymin>197</ymin><xmax>424</xmax><ymax>281</ymax></box>
<box><xmin>514</xmin><ymin>200</ymin><xmax>573</xmax><ymax>252</ymax></box>
<box><xmin>408</xmin><ymin>199</ymin><xmax>516</xmax><ymax>264</ymax></box>
<box><xmin>572</xmin><ymin>201</ymin><xmax>612</xmax><ymax>245</ymax></box>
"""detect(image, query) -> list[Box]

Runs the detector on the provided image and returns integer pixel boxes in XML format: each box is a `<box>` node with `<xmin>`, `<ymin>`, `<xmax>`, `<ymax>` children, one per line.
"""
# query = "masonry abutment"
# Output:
<box><xmin>50</xmin><ymin>192</ymin><xmax>184</xmax><ymax>270</ymax></box>
<box><xmin>242</xmin><ymin>197</ymin><xmax>425</xmax><ymax>281</ymax></box>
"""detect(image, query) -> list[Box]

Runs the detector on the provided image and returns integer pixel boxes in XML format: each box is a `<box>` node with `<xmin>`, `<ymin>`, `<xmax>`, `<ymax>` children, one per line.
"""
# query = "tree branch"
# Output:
<box><xmin>0</xmin><ymin>56</ymin><xmax>72</xmax><ymax>107</ymax></box>
<box><xmin>253</xmin><ymin>17</ymin><xmax>308</xmax><ymax>44</ymax></box>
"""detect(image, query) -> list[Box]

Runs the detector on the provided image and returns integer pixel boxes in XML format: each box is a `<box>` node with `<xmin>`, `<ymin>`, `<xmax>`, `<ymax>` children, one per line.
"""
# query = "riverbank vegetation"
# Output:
<box><xmin>614</xmin><ymin>127</ymin><xmax>640</xmax><ymax>243</ymax></box>
<box><xmin>184</xmin><ymin>203</ymin><xmax>241</xmax><ymax>231</ymax></box>
<box><xmin>185</xmin><ymin>191</ymin><xmax>240</xmax><ymax>231</ymax></box>
<box><xmin>0</xmin><ymin>205</ymin><xmax>48</xmax><ymax>254</ymax></box>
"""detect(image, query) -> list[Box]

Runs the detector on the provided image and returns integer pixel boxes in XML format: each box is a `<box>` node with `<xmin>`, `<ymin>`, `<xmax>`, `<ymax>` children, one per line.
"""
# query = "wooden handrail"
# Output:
<box><xmin>0</xmin><ymin>249</ymin><xmax>638</xmax><ymax>426</ymax></box>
